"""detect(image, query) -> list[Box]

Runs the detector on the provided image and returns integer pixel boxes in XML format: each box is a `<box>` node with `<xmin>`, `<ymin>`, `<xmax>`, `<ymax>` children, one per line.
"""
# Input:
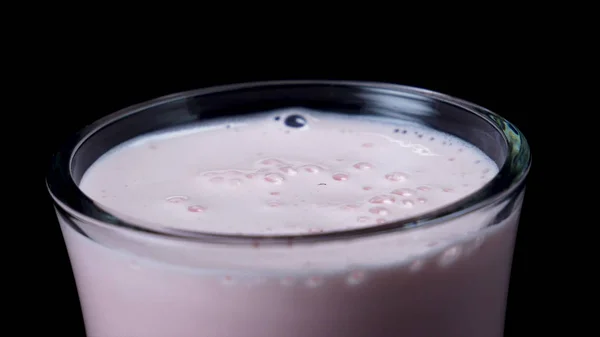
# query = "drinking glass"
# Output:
<box><xmin>46</xmin><ymin>81</ymin><xmax>531</xmax><ymax>337</ymax></box>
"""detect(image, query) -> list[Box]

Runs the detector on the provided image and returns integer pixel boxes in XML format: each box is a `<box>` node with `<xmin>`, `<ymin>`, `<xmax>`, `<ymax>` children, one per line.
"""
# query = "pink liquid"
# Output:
<box><xmin>61</xmin><ymin>109</ymin><xmax>521</xmax><ymax>337</ymax></box>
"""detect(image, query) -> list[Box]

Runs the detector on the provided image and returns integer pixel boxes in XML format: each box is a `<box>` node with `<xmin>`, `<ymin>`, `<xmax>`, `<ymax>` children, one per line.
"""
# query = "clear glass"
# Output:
<box><xmin>46</xmin><ymin>81</ymin><xmax>531</xmax><ymax>337</ymax></box>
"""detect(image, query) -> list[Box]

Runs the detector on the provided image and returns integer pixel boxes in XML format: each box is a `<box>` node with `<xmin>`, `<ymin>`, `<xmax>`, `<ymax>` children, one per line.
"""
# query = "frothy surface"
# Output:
<box><xmin>80</xmin><ymin>109</ymin><xmax>498</xmax><ymax>235</ymax></box>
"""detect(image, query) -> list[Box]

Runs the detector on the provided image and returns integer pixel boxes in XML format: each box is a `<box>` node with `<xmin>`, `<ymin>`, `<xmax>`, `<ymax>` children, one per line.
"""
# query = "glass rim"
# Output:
<box><xmin>46</xmin><ymin>80</ymin><xmax>532</xmax><ymax>245</ymax></box>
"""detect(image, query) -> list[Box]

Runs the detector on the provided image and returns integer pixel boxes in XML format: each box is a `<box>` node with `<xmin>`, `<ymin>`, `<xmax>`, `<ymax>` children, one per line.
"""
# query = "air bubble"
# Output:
<box><xmin>409</xmin><ymin>260</ymin><xmax>424</xmax><ymax>272</ymax></box>
<box><xmin>306</xmin><ymin>276</ymin><xmax>324</xmax><ymax>288</ymax></box>
<box><xmin>417</xmin><ymin>186</ymin><xmax>431</xmax><ymax>191</ymax></box>
<box><xmin>362</xmin><ymin>143</ymin><xmax>374</xmax><ymax>148</ymax></box>
<box><xmin>357</xmin><ymin>216</ymin><xmax>370</xmax><ymax>223</ymax></box>
<box><xmin>284</xmin><ymin>115</ymin><xmax>307</xmax><ymax>128</ymax></box>
<box><xmin>439</xmin><ymin>246</ymin><xmax>462</xmax><ymax>267</ymax></box>
<box><xmin>417</xmin><ymin>198</ymin><xmax>427</xmax><ymax>204</ymax></box>
<box><xmin>376</xmin><ymin>218</ymin><xmax>387</xmax><ymax>224</ymax></box>
<box><xmin>470</xmin><ymin>236</ymin><xmax>485</xmax><ymax>252</ymax></box>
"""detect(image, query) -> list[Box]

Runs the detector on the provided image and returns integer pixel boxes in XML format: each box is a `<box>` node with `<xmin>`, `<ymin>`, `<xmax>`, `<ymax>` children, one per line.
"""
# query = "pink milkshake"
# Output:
<box><xmin>47</xmin><ymin>82</ymin><xmax>530</xmax><ymax>337</ymax></box>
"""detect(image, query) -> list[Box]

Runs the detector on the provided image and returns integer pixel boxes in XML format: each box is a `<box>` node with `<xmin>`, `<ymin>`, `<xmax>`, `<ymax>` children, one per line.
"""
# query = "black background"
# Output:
<box><xmin>33</xmin><ymin>67</ymin><xmax>546</xmax><ymax>336</ymax></box>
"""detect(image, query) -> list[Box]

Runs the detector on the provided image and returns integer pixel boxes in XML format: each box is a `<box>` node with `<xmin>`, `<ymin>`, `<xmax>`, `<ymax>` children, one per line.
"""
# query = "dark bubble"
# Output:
<box><xmin>274</xmin><ymin>116</ymin><xmax>281</xmax><ymax>121</ymax></box>
<box><xmin>284</xmin><ymin>115</ymin><xmax>307</xmax><ymax>128</ymax></box>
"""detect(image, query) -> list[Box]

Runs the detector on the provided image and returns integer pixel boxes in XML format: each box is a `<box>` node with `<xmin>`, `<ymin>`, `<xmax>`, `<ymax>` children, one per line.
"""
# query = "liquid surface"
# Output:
<box><xmin>80</xmin><ymin>109</ymin><xmax>498</xmax><ymax>236</ymax></box>
<box><xmin>69</xmin><ymin>109</ymin><xmax>518</xmax><ymax>337</ymax></box>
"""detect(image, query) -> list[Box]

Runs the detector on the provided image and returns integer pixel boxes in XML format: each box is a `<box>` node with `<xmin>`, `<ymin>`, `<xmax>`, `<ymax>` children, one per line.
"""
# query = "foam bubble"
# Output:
<box><xmin>264</xmin><ymin>173</ymin><xmax>285</xmax><ymax>184</ymax></box>
<box><xmin>346</xmin><ymin>270</ymin><xmax>366</xmax><ymax>286</ymax></box>
<box><xmin>261</xmin><ymin>158</ymin><xmax>284</xmax><ymax>166</ymax></box>
<box><xmin>332</xmin><ymin>173</ymin><xmax>349</xmax><ymax>181</ymax></box>
<box><xmin>385</xmin><ymin>172</ymin><xmax>408</xmax><ymax>182</ymax></box>
<box><xmin>353</xmin><ymin>162</ymin><xmax>373</xmax><ymax>170</ymax></box>
<box><xmin>165</xmin><ymin>195</ymin><xmax>188</xmax><ymax>203</ymax></box>
<box><xmin>187</xmin><ymin>205</ymin><xmax>205</xmax><ymax>213</ymax></box>
<box><xmin>305</xmin><ymin>276</ymin><xmax>324</xmax><ymax>288</ymax></box>
<box><xmin>228</xmin><ymin>179</ymin><xmax>242</xmax><ymax>187</ymax></box>
<box><xmin>401</xmin><ymin>200</ymin><xmax>414</xmax><ymax>207</ymax></box>
<box><xmin>391</xmin><ymin>188</ymin><xmax>414</xmax><ymax>197</ymax></box>
<box><xmin>267</xmin><ymin>200</ymin><xmax>283</xmax><ymax>208</ymax></box>
<box><xmin>369</xmin><ymin>195</ymin><xmax>396</xmax><ymax>204</ymax></box>
<box><xmin>369</xmin><ymin>207</ymin><xmax>389</xmax><ymax>216</ymax></box>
